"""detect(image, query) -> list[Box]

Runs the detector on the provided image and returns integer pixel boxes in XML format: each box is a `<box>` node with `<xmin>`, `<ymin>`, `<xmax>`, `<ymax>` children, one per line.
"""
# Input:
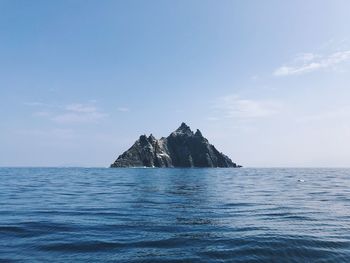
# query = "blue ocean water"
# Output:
<box><xmin>0</xmin><ymin>168</ymin><xmax>349</xmax><ymax>262</ymax></box>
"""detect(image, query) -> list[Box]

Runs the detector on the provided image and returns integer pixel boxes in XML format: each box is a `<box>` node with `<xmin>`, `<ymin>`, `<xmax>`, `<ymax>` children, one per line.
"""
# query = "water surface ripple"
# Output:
<box><xmin>0</xmin><ymin>168</ymin><xmax>349</xmax><ymax>262</ymax></box>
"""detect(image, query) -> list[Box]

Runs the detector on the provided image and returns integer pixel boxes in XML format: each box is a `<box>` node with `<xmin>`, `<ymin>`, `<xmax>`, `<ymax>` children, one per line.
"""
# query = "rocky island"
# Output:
<box><xmin>110</xmin><ymin>123</ymin><xmax>240</xmax><ymax>168</ymax></box>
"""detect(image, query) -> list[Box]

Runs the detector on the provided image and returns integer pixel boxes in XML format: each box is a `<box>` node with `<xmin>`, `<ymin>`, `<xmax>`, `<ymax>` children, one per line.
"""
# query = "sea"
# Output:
<box><xmin>0</xmin><ymin>167</ymin><xmax>349</xmax><ymax>262</ymax></box>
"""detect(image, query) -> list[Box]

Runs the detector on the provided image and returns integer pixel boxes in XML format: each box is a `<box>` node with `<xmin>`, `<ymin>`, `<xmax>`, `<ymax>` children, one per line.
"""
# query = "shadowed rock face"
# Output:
<box><xmin>110</xmin><ymin>123</ymin><xmax>239</xmax><ymax>168</ymax></box>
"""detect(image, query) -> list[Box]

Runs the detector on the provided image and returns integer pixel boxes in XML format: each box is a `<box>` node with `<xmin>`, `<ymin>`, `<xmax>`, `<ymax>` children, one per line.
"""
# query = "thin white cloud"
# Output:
<box><xmin>117</xmin><ymin>107</ymin><xmax>130</xmax><ymax>112</ymax></box>
<box><xmin>33</xmin><ymin>111</ymin><xmax>51</xmax><ymax>117</ymax></box>
<box><xmin>65</xmin><ymin>103</ymin><xmax>98</xmax><ymax>113</ymax></box>
<box><xmin>30</xmin><ymin>102</ymin><xmax>107</xmax><ymax>124</ymax></box>
<box><xmin>52</xmin><ymin>112</ymin><xmax>106</xmax><ymax>124</ymax></box>
<box><xmin>24</xmin><ymin>102</ymin><xmax>52</xmax><ymax>107</ymax></box>
<box><xmin>53</xmin><ymin>103</ymin><xmax>107</xmax><ymax>124</ymax></box>
<box><xmin>294</xmin><ymin>52</ymin><xmax>319</xmax><ymax>62</ymax></box>
<box><xmin>212</xmin><ymin>95</ymin><xmax>280</xmax><ymax>120</ymax></box>
<box><xmin>16</xmin><ymin>128</ymin><xmax>75</xmax><ymax>139</ymax></box>
<box><xmin>274</xmin><ymin>50</ymin><xmax>350</xmax><ymax>77</ymax></box>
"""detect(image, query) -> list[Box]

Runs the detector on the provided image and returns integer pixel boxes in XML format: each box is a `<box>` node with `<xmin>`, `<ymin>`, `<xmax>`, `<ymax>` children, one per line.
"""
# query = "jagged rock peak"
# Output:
<box><xmin>174</xmin><ymin>122</ymin><xmax>193</xmax><ymax>136</ymax></box>
<box><xmin>194</xmin><ymin>129</ymin><xmax>203</xmax><ymax>137</ymax></box>
<box><xmin>148</xmin><ymin>134</ymin><xmax>156</xmax><ymax>141</ymax></box>
<box><xmin>139</xmin><ymin>134</ymin><xmax>147</xmax><ymax>140</ymax></box>
<box><xmin>138</xmin><ymin>134</ymin><xmax>149</xmax><ymax>145</ymax></box>
<box><xmin>110</xmin><ymin>122</ymin><xmax>241</xmax><ymax>168</ymax></box>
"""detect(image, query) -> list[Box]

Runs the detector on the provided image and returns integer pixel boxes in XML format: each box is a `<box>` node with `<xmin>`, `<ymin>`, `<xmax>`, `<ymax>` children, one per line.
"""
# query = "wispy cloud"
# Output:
<box><xmin>52</xmin><ymin>103</ymin><xmax>107</xmax><ymax>124</ymax></box>
<box><xmin>33</xmin><ymin>111</ymin><xmax>51</xmax><ymax>117</ymax></box>
<box><xmin>65</xmin><ymin>104</ymin><xmax>99</xmax><ymax>113</ymax></box>
<box><xmin>274</xmin><ymin>50</ymin><xmax>350</xmax><ymax>77</ymax></box>
<box><xmin>28</xmin><ymin>102</ymin><xmax>107</xmax><ymax>124</ymax></box>
<box><xmin>16</xmin><ymin>128</ymin><xmax>75</xmax><ymax>139</ymax></box>
<box><xmin>117</xmin><ymin>107</ymin><xmax>130</xmax><ymax>112</ymax></box>
<box><xmin>24</xmin><ymin>102</ymin><xmax>53</xmax><ymax>107</ymax></box>
<box><xmin>211</xmin><ymin>95</ymin><xmax>280</xmax><ymax>120</ymax></box>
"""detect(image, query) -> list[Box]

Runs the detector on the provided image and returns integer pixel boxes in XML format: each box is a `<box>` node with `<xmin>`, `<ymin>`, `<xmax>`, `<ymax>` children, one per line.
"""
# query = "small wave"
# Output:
<box><xmin>39</xmin><ymin>237</ymin><xmax>196</xmax><ymax>252</ymax></box>
<box><xmin>40</xmin><ymin>241</ymin><xmax>125</xmax><ymax>252</ymax></box>
<box><xmin>0</xmin><ymin>259</ymin><xmax>18</xmax><ymax>263</ymax></box>
<box><xmin>0</xmin><ymin>221</ymin><xmax>73</xmax><ymax>238</ymax></box>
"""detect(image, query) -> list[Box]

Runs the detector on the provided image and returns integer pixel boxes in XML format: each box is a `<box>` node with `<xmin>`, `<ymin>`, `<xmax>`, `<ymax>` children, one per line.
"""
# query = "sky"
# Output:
<box><xmin>1</xmin><ymin>0</ymin><xmax>350</xmax><ymax>167</ymax></box>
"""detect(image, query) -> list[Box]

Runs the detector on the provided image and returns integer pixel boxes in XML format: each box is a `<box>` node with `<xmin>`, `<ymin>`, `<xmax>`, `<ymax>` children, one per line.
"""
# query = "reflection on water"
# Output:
<box><xmin>0</xmin><ymin>167</ymin><xmax>350</xmax><ymax>262</ymax></box>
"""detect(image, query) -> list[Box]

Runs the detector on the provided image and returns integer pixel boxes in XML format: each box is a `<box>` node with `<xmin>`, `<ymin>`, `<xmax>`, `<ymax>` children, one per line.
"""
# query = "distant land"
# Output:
<box><xmin>111</xmin><ymin>122</ymin><xmax>240</xmax><ymax>168</ymax></box>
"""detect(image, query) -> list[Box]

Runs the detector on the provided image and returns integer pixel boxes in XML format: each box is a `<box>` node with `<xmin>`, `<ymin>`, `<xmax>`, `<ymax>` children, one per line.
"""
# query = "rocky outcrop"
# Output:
<box><xmin>110</xmin><ymin>123</ymin><xmax>240</xmax><ymax>168</ymax></box>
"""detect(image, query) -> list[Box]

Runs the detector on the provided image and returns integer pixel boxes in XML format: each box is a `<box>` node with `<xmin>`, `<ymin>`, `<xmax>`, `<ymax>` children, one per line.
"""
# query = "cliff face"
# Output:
<box><xmin>110</xmin><ymin>123</ymin><xmax>239</xmax><ymax>168</ymax></box>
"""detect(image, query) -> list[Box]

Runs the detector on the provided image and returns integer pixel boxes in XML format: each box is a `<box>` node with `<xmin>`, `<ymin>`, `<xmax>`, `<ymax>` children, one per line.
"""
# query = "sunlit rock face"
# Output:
<box><xmin>110</xmin><ymin>122</ymin><xmax>239</xmax><ymax>168</ymax></box>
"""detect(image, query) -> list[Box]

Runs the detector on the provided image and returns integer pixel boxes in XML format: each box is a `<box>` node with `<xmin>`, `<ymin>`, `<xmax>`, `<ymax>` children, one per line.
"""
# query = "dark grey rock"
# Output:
<box><xmin>110</xmin><ymin>122</ymin><xmax>240</xmax><ymax>168</ymax></box>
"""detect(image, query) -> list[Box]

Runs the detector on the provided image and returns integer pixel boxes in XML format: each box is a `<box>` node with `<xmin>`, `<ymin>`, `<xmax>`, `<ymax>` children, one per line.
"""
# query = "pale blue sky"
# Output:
<box><xmin>1</xmin><ymin>0</ymin><xmax>350</xmax><ymax>167</ymax></box>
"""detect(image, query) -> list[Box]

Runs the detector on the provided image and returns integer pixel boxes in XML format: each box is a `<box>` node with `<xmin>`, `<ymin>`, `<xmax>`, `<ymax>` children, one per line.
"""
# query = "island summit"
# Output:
<box><xmin>110</xmin><ymin>123</ymin><xmax>240</xmax><ymax>168</ymax></box>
